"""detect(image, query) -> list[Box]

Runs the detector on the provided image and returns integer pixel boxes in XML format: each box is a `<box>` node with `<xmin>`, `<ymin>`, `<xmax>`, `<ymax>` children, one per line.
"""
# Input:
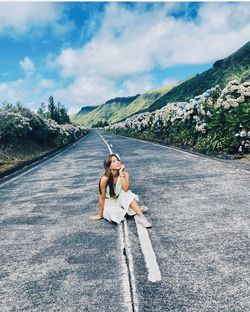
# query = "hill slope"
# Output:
<box><xmin>143</xmin><ymin>41</ymin><xmax>250</xmax><ymax>113</ymax></box>
<box><xmin>71</xmin><ymin>41</ymin><xmax>250</xmax><ymax>126</ymax></box>
<box><xmin>77</xmin><ymin>105</ymin><xmax>98</xmax><ymax>116</ymax></box>
<box><xmin>111</xmin><ymin>82</ymin><xmax>177</xmax><ymax>123</ymax></box>
<box><xmin>72</xmin><ymin>95</ymin><xmax>140</xmax><ymax>127</ymax></box>
<box><xmin>71</xmin><ymin>83</ymin><xmax>177</xmax><ymax>126</ymax></box>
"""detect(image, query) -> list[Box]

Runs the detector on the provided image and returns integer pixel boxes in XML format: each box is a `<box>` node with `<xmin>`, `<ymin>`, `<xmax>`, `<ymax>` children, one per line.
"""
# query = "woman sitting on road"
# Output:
<box><xmin>90</xmin><ymin>153</ymin><xmax>152</xmax><ymax>228</ymax></box>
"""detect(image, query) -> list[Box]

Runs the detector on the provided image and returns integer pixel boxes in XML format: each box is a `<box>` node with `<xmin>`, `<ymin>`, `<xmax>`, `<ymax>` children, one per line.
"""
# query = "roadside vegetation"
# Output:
<box><xmin>0</xmin><ymin>97</ymin><xmax>89</xmax><ymax>177</ymax></box>
<box><xmin>107</xmin><ymin>80</ymin><xmax>250</xmax><ymax>158</ymax></box>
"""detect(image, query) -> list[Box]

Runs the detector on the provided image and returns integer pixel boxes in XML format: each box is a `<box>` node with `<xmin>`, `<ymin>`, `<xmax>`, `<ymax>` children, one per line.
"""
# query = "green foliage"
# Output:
<box><xmin>71</xmin><ymin>83</ymin><xmax>176</xmax><ymax>127</ymax></box>
<box><xmin>108</xmin><ymin>80</ymin><xmax>250</xmax><ymax>156</ymax></box>
<box><xmin>145</xmin><ymin>41</ymin><xmax>250</xmax><ymax>112</ymax></box>
<box><xmin>37</xmin><ymin>102</ymin><xmax>48</xmax><ymax>118</ymax></box>
<box><xmin>92</xmin><ymin>120</ymin><xmax>109</xmax><ymax>128</ymax></box>
<box><xmin>38</xmin><ymin>96</ymin><xmax>71</xmax><ymax>124</ymax></box>
<box><xmin>73</xmin><ymin>42</ymin><xmax>250</xmax><ymax>128</ymax></box>
<box><xmin>0</xmin><ymin>101</ymin><xmax>89</xmax><ymax>148</ymax></box>
<box><xmin>57</xmin><ymin>102</ymin><xmax>70</xmax><ymax>124</ymax></box>
<box><xmin>0</xmin><ymin>111</ymin><xmax>32</xmax><ymax>140</ymax></box>
<box><xmin>48</xmin><ymin>96</ymin><xmax>56</xmax><ymax>120</ymax></box>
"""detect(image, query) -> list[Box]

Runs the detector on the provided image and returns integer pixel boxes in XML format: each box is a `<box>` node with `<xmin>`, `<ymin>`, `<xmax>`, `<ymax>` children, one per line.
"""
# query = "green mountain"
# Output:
<box><xmin>77</xmin><ymin>105</ymin><xmax>98</xmax><ymax>116</ymax></box>
<box><xmin>71</xmin><ymin>40</ymin><xmax>250</xmax><ymax>126</ymax></box>
<box><xmin>72</xmin><ymin>94</ymin><xmax>140</xmax><ymax>127</ymax></box>
<box><xmin>142</xmin><ymin>41</ymin><xmax>250</xmax><ymax>113</ymax></box>
<box><xmin>71</xmin><ymin>83</ymin><xmax>177</xmax><ymax>126</ymax></box>
<box><xmin>111</xmin><ymin>83</ymin><xmax>177</xmax><ymax>123</ymax></box>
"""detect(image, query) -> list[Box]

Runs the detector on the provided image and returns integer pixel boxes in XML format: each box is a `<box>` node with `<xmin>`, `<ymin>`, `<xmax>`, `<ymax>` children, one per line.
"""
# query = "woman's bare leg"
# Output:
<box><xmin>129</xmin><ymin>199</ymin><xmax>144</xmax><ymax>216</ymax></box>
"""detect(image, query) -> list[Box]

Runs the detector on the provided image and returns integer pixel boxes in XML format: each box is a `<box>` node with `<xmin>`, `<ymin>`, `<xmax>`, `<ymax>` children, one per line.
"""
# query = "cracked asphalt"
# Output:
<box><xmin>0</xmin><ymin>129</ymin><xmax>249</xmax><ymax>312</ymax></box>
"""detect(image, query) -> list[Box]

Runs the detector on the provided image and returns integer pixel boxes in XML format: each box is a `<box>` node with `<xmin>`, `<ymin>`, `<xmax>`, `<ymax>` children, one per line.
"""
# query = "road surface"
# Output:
<box><xmin>0</xmin><ymin>129</ymin><xmax>249</xmax><ymax>311</ymax></box>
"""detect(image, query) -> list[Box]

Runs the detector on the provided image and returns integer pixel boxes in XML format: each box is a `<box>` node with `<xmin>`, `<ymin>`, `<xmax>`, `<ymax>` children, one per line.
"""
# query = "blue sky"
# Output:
<box><xmin>0</xmin><ymin>2</ymin><xmax>249</xmax><ymax>115</ymax></box>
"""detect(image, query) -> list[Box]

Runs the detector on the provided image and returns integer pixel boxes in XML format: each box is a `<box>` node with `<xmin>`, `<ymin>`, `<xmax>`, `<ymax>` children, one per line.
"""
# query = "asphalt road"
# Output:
<box><xmin>0</xmin><ymin>129</ymin><xmax>249</xmax><ymax>312</ymax></box>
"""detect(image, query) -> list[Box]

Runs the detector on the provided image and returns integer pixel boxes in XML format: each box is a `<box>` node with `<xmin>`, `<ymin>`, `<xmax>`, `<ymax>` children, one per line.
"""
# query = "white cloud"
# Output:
<box><xmin>1</xmin><ymin>2</ymin><xmax>250</xmax><ymax>115</ymax></box>
<box><xmin>119</xmin><ymin>75</ymin><xmax>153</xmax><ymax>96</ymax></box>
<box><xmin>19</xmin><ymin>57</ymin><xmax>35</xmax><ymax>76</ymax></box>
<box><xmin>56</xmin><ymin>3</ymin><xmax>250</xmax><ymax>76</ymax></box>
<box><xmin>0</xmin><ymin>74</ymin><xmax>58</xmax><ymax>112</ymax></box>
<box><xmin>53</xmin><ymin>2</ymin><xmax>250</xmax><ymax>111</ymax></box>
<box><xmin>167</xmin><ymin>2</ymin><xmax>250</xmax><ymax>65</ymax></box>
<box><xmin>53</xmin><ymin>75</ymin><xmax>118</xmax><ymax>114</ymax></box>
<box><xmin>0</xmin><ymin>2</ymin><xmax>73</xmax><ymax>37</ymax></box>
<box><xmin>38</xmin><ymin>78</ymin><xmax>55</xmax><ymax>89</ymax></box>
<box><xmin>0</xmin><ymin>79</ymin><xmax>30</xmax><ymax>105</ymax></box>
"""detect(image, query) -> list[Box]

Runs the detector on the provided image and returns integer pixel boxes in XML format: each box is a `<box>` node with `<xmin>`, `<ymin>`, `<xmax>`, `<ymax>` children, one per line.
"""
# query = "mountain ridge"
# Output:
<box><xmin>71</xmin><ymin>40</ymin><xmax>250</xmax><ymax>126</ymax></box>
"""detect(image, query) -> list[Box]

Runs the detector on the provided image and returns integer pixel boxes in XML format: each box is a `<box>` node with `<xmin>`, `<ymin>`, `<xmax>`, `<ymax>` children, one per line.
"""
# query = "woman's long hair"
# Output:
<box><xmin>98</xmin><ymin>154</ymin><xmax>120</xmax><ymax>198</ymax></box>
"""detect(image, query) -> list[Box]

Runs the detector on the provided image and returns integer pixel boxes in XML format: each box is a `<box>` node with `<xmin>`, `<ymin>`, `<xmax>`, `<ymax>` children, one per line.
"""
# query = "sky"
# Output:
<box><xmin>0</xmin><ymin>1</ymin><xmax>250</xmax><ymax>115</ymax></box>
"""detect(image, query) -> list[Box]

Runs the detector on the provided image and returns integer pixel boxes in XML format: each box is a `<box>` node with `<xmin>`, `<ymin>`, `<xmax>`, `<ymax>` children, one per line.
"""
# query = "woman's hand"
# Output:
<box><xmin>119</xmin><ymin>164</ymin><xmax>125</xmax><ymax>175</ymax></box>
<box><xmin>89</xmin><ymin>214</ymin><xmax>103</xmax><ymax>220</ymax></box>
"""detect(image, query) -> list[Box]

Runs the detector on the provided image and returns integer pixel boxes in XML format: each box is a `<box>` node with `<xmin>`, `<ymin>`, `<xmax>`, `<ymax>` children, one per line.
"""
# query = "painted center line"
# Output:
<box><xmin>135</xmin><ymin>222</ymin><xmax>162</xmax><ymax>283</ymax></box>
<box><xmin>97</xmin><ymin>130</ymin><xmax>162</xmax><ymax>285</ymax></box>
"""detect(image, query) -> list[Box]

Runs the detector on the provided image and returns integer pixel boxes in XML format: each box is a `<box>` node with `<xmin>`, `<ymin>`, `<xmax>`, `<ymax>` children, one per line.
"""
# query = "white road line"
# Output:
<box><xmin>111</xmin><ymin>131</ymin><xmax>250</xmax><ymax>174</ymax></box>
<box><xmin>0</xmin><ymin>132</ymin><xmax>92</xmax><ymax>188</ymax></box>
<box><xmin>118</xmin><ymin>225</ymin><xmax>134</xmax><ymax>312</ymax></box>
<box><xmin>123</xmin><ymin>220</ymin><xmax>139</xmax><ymax>311</ymax></box>
<box><xmin>97</xmin><ymin>129</ymin><xmax>161</xmax><ymax>287</ymax></box>
<box><xmin>135</xmin><ymin>222</ymin><xmax>162</xmax><ymax>283</ymax></box>
<box><xmin>97</xmin><ymin>131</ymin><xmax>112</xmax><ymax>153</ymax></box>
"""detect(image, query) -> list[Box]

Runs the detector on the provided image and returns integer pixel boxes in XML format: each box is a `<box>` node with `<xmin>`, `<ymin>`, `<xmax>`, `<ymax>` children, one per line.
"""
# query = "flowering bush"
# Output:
<box><xmin>0</xmin><ymin>111</ymin><xmax>32</xmax><ymax>140</ymax></box>
<box><xmin>235</xmin><ymin>130</ymin><xmax>250</xmax><ymax>153</ymax></box>
<box><xmin>46</xmin><ymin>118</ymin><xmax>88</xmax><ymax>147</ymax></box>
<box><xmin>107</xmin><ymin>80</ymin><xmax>250</xmax><ymax>155</ymax></box>
<box><xmin>0</xmin><ymin>105</ymin><xmax>89</xmax><ymax>147</ymax></box>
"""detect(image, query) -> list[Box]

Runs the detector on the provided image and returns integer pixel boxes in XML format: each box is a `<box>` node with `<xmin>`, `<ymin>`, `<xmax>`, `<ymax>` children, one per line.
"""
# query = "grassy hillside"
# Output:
<box><xmin>111</xmin><ymin>82</ymin><xmax>177</xmax><ymax>123</ymax></box>
<box><xmin>143</xmin><ymin>41</ymin><xmax>250</xmax><ymax>113</ymax></box>
<box><xmin>77</xmin><ymin>105</ymin><xmax>98</xmax><ymax>116</ymax></box>
<box><xmin>71</xmin><ymin>94</ymin><xmax>140</xmax><ymax>127</ymax></box>
<box><xmin>71</xmin><ymin>83</ymin><xmax>177</xmax><ymax>127</ymax></box>
<box><xmin>70</xmin><ymin>40</ymin><xmax>250</xmax><ymax>127</ymax></box>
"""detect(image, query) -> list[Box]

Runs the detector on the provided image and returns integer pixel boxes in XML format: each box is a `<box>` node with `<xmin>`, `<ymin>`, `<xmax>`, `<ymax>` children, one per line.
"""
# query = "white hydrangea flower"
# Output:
<box><xmin>239</xmin><ymin>130</ymin><xmax>247</xmax><ymax>137</ymax></box>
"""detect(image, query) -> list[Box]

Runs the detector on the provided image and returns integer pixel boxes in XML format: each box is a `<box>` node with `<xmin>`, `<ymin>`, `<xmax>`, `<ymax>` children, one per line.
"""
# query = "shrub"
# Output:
<box><xmin>0</xmin><ymin>110</ymin><xmax>32</xmax><ymax>141</ymax></box>
<box><xmin>107</xmin><ymin>80</ymin><xmax>250</xmax><ymax>155</ymax></box>
<box><xmin>0</xmin><ymin>103</ymin><xmax>89</xmax><ymax>148</ymax></box>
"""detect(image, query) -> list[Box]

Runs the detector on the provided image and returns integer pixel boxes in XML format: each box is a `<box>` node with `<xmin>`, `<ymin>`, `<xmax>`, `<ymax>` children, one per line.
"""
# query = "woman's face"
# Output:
<box><xmin>109</xmin><ymin>156</ymin><xmax>121</xmax><ymax>170</ymax></box>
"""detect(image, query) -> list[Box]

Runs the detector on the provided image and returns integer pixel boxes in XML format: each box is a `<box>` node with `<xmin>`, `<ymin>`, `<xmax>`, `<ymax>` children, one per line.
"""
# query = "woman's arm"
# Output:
<box><xmin>98</xmin><ymin>194</ymin><xmax>105</xmax><ymax>216</ymax></box>
<box><xmin>119</xmin><ymin>166</ymin><xmax>130</xmax><ymax>192</ymax></box>
<box><xmin>90</xmin><ymin>176</ymin><xmax>108</xmax><ymax>220</ymax></box>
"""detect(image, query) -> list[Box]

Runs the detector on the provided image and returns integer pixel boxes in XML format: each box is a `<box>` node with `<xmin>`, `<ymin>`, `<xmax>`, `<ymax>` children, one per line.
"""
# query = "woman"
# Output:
<box><xmin>90</xmin><ymin>154</ymin><xmax>152</xmax><ymax>228</ymax></box>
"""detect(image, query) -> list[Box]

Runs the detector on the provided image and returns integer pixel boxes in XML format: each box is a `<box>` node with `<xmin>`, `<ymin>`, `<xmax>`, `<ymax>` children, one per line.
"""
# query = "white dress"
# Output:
<box><xmin>103</xmin><ymin>176</ymin><xmax>139</xmax><ymax>225</ymax></box>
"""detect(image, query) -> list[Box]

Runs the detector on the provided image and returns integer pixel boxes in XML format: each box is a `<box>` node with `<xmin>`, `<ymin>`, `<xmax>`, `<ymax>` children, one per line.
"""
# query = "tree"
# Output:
<box><xmin>47</xmin><ymin>96</ymin><xmax>70</xmax><ymax>124</ymax></box>
<box><xmin>16</xmin><ymin>101</ymin><xmax>24</xmax><ymax>111</ymax></box>
<box><xmin>48</xmin><ymin>96</ymin><xmax>57</xmax><ymax>120</ymax></box>
<box><xmin>57</xmin><ymin>102</ymin><xmax>70</xmax><ymax>124</ymax></box>
<box><xmin>1</xmin><ymin>101</ymin><xmax>15</xmax><ymax>111</ymax></box>
<box><xmin>37</xmin><ymin>102</ymin><xmax>47</xmax><ymax>118</ymax></box>
<box><xmin>92</xmin><ymin>120</ymin><xmax>109</xmax><ymax>128</ymax></box>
